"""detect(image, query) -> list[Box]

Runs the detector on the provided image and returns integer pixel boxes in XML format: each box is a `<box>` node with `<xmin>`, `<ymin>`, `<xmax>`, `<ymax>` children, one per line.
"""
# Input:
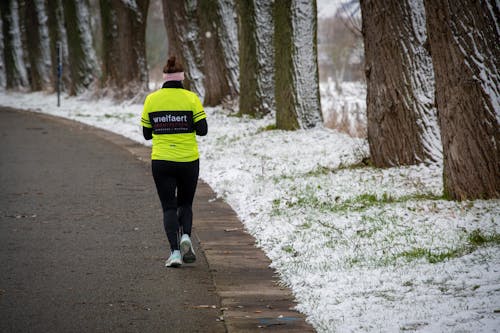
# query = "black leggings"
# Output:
<box><xmin>152</xmin><ymin>159</ymin><xmax>199</xmax><ymax>251</ymax></box>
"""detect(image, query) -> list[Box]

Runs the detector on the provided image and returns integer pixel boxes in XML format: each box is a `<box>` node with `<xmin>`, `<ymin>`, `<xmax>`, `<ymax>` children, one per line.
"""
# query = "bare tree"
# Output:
<box><xmin>274</xmin><ymin>0</ymin><xmax>322</xmax><ymax>129</ymax></box>
<box><xmin>424</xmin><ymin>0</ymin><xmax>499</xmax><ymax>200</ymax></box>
<box><xmin>24</xmin><ymin>0</ymin><xmax>52</xmax><ymax>91</ymax></box>
<box><xmin>63</xmin><ymin>0</ymin><xmax>99</xmax><ymax>95</ymax></box>
<box><xmin>0</xmin><ymin>0</ymin><xmax>29</xmax><ymax>90</ymax></box>
<box><xmin>360</xmin><ymin>0</ymin><xmax>441</xmax><ymax>167</ymax></box>
<box><xmin>100</xmin><ymin>0</ymin><xmax>149</xmax><ymax>100</ymax></box>
<box><xmin>238</xmin><ymin>0</ymin><xmax>274</xmax><ymax>117</ymax></box>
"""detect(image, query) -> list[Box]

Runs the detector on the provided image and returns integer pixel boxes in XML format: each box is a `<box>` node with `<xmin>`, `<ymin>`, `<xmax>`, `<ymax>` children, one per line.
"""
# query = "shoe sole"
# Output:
<box><xmin>180</xmin><ymin>241</ymin><xmax>196</xmax><ymax>263</ymax></box>
<box><xmin>166</xmin><ymin>260</ymin><xmax>182</xmax><ymax>268</ymax></box>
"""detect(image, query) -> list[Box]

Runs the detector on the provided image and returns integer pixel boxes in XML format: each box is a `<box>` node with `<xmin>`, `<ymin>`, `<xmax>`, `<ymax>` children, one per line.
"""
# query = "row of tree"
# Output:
<box><xmin>0</xmin><ymin>0</ymin><xmax>498</xmax><ymax>200</ymax></box>
<box><xmin>0</xmin><ymin>0</ymin><xmax>149</xmax><ymax>100</ymax></box>
<box><xmin>361</xmin><ymin>0</ymin><xmax>499</xmax><ymax>200</ymax></box>
<box><xmin>165</xmin><ymin>0</ymin><xmax>323</xmax><ymax>129</ymax></box>
<box><xmin>0</xmin><ymin>0</ymin><xmax>323</xmax><ymax>128</ymax></box>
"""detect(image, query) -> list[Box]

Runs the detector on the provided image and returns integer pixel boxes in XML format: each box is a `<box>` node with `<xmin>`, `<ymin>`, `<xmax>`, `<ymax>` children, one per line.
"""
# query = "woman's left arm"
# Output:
<box><xmin>143</xmin><ymin>126</ymin><xmax>153</xmax><ymax>140</ymax></box>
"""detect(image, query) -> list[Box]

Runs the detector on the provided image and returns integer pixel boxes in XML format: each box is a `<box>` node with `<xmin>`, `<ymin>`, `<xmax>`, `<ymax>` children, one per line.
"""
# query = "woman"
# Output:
<box><xmin>141</xmin><ymin>56</ymin><xmax>207</xmax><ymax>267</ymax></box>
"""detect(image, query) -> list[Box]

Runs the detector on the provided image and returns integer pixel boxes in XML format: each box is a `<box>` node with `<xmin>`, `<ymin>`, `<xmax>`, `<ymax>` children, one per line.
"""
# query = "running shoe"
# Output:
<box><xmin>165</xmin><ymin>250</ymin><xmax>182</xmax><ymax>267</ymax></box>
<box><xmin>180</xmin><ymin>234</ymin><xmax>196</xmax><ymax>263</ymax></box>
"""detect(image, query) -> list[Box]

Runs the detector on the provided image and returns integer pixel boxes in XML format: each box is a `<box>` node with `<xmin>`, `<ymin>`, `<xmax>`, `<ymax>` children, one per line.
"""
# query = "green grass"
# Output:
<box><xmin>255</xmin><ymin>123</ymin><xmax>278</xmax><ymax>134</ymax></box>
<box><xmin>394</xmin><ymin>229</ymin><xmax>500</xmax><ymax>264</ymax></box>
<box><xmin>272</xmin><ymin>192</ymin><xmax>445</xmax><ymax>215</ymax></box>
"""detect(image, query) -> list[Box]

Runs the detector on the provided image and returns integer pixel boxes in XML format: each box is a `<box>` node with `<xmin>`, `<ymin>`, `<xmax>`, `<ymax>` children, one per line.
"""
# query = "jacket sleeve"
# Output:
<box><xmin>194</xmin><ymin>118</ymin><xmax>207</xmax><ymax>136</ymax></box>
<box><xmin>143</xmin><ymin>126</ymin><xmax>153</xmax><ymax>140</ymax></box>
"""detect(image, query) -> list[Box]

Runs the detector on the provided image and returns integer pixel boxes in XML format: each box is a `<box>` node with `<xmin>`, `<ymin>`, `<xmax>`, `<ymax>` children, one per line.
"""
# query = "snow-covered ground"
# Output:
<box><xmin>1</xmin><ymin>90</ymin><xmax>499</xmax><ymax>333</ymax></box>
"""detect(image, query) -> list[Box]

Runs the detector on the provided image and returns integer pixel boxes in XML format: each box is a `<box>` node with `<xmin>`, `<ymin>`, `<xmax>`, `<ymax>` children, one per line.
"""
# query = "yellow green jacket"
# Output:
<box><xmin>141</xmin><ymin>88</ymin><xmax>206</xmax><ymax>162</ymax></box>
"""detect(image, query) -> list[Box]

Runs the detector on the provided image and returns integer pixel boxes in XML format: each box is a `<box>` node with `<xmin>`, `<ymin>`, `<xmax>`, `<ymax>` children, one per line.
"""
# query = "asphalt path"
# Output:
<box><xmin>0</xmin><ymin>108</ymin><xmax>225</xmax><ymax>333</ymax></box>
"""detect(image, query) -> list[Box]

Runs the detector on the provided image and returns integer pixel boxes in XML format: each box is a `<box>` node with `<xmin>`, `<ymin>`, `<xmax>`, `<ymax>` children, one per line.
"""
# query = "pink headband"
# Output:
<box><xmin>163</xmin><ymin>72</ymin><xmax>185</xmax><ymax>81</ymax></box>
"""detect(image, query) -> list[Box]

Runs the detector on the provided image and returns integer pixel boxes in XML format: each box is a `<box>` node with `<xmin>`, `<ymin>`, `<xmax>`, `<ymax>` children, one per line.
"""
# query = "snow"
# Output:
<box><xmin>1</xmin><ymin>89</ymin><xmax>499</xmax><ymax>333</ymax></box>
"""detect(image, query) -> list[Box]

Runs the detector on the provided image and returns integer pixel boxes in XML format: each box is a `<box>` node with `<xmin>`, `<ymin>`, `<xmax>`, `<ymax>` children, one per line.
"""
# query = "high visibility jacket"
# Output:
<box><xmin>141</xmin><ymin>88</ymin><xmax>206</xmax><ymax>162</ymax></box>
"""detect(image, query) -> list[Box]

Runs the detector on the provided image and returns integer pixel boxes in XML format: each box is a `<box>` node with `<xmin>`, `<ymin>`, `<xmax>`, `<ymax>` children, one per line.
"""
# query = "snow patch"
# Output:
<box><xmin>0</xmin><ymin>89</ymin><xmax>498</xmax><ymax>333</ymax></box>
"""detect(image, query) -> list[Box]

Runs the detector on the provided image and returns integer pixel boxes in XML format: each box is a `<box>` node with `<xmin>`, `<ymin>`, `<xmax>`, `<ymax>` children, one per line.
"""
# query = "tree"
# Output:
<box><xmin>63</xmin><ymin>0</ymin><xmax>99</xmax><ymax>95</ymax></box>
<box><xmin>24</xmin><ymin>0</ymin><xmax>52</xmax><ymax>91</ymax></box>
<box><xmin>0</xmin><ymin>0</ymin><xmax>29</xmax><ymax>90</ymax></box>
<box><xmin>274</xmin><ymin>0</ymin><xmax>322</xmax><ymax>130</ymax></box>
<box><xmin>100</xmin><ymin>0</ymin><xmax>150</xmax><ymax>100</ymax></box>
<box><xmin>0</xmin><ymin>15</ymin><xmax>6</xmax><ymax>89</ymax></box>
<box><xmin>162</xmin><ymin>0</ymin><xmax>205</xmax><ymax>99</ymax></box>
<box><xmin>217</xmin><ymin>0</ymin><xmax>239</xmax><ymax>99</ymax></box>
<box><xmin>424</xmin><ymin>0</ymin><xmax>500</xmax><ymax>200</ymax></box>
<box><xmin>238</xmin><ymin>0</ymin><xmax>274</xmax><ymax>117</ymax></box>
<box><xmin>360</xmin><ymin>0</ymin><xmax>441</xmax><ymax>167</ymax></box>
<box><xmin>46</xmin><ymin>0</ymin><xmax>71</xmax><ymax>91</ymax></box>
<box><xmin>162</xmin><ymin>0</ymin><xmax>239</xmax><ymax>106</ymax></box>
<box><xmin>197</xmin><ymin>0</ymin><xmax>231</xmax><ymax>106</ymax></box>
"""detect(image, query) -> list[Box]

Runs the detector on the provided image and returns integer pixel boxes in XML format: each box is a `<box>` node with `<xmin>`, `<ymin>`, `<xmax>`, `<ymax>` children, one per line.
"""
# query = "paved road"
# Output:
<box><xmin>0</xmin><ymin>108</ymin><xmax>225</xmax><ymax>333</ymax></box>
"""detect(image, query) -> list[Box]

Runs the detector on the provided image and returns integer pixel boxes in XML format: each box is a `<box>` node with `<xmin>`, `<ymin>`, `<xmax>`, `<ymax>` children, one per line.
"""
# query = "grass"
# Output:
<box><xmin>272</xmin><ymin>191</ymin><xmax>446</xmax><ymax>215</ymax></box>
<box><xmin>256</xmin><ymin>124</ymin><xmax>278</xmax><ymax>133</ymax></box>
<box><xmin>394</xmin><ymin>229</ymin><xmax>500</xmax><ymax>264</ymax></box>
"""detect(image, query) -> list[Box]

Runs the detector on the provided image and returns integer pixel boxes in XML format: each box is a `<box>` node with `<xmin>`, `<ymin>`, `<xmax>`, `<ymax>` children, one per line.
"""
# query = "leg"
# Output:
<box><xmin>176</xmin><ymin>160</ymin><xmax>199</xmax><ymax>236</ymax></box>
<box><xmin>152</xmin><ymin>160</ymin><xmax>179</xmax><ymax>251</ymax></box>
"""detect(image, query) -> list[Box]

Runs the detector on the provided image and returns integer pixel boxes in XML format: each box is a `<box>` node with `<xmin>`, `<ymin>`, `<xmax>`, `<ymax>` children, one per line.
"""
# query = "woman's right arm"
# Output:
<box><xmin>195</xmin><ymin>118</ymin><xmax>208</xmax><ymax>136</ymax></box>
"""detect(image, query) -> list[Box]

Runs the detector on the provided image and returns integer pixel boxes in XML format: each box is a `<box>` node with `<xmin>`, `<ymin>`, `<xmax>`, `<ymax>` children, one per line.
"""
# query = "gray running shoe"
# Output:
<box><xmin>165</xmin><ymin>250</ymin><xmax>182</xmax><ymax>267</ymax></box>
<box><xmin>180</xmin><ymin>234</ymin><xmax>196</xmax><ymax>263</ymax></box>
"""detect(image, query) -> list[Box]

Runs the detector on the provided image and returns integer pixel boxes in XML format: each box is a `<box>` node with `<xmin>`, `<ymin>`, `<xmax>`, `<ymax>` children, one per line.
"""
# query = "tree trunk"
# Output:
<box><xmin>100</xmin><ymin>0</ymin><xmax>149</xmax><ymax>100</ymax></box>
<box><xmin>0</xmin><ymin>0</ymin><xmax>29</xmax><ymax>90</ymax></box>
<box><xmin>162</xmin><ymin>0</ymin><xmax>204</xmax><ymax>99</ymax></box>
<box><xmin>360</xmin><ymin>0</ymin><xmax>441</xmax><ymax>167</ymax></box>
<box><xmin>63</xmin><ymin>0</ymin><xmax>99</xmax><ymax>95</ymax></box>
<box><xmin>274</xmin><ymin>0</ymin><xmax>322</xmax><ymax>130</ymax></box>
<box><xmin>198</xmin><ymin>0</ymin><xmax>231</xmax><ymax>106</ymax></box>
<box><xmin>217</xmin><ymin>0</ymin><xmax>239</xmax><ymax>98</ymax></box>
<box><xmin>46</xmin><ymin>0</ymin><xmax>71</xmax><ymax>92</ymax></box>
<box><xmin>238</xmin><ymin>0</ymin><xmax>274</xmax><ymax>117</ymax></box>
<box><xmin>24</xmin><ymin>0</ymin><xmax>52</xmax><ymax>91</ymax></box>
<box><xmin>424</xmin><ymin>0</ymin><xmax>500</xmax><ymax>200</ymax></box>
<box><xmin>162</xmin><ymin>0</ymin><xmax>239</xmax><ymax>106</ymax></box>
<box><xmin>0</xmin><ymin>16</ymin><xmax>6</xmax><ymax>89</ymax></box>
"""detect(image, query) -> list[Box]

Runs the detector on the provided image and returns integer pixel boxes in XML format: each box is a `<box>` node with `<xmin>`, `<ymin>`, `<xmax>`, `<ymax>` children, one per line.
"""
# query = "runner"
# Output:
<box><xmin>141</xmin><ymin>55</ymin><xmax>208</xmax><ymax>267</ymax></box>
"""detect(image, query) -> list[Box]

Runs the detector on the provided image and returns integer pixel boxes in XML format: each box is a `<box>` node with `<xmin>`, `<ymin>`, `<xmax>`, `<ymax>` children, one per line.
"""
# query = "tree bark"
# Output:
<box><xmin>274</xmin><ymin>0</ymin><xmax>322</xmax><ymax>130</ymax></box>
<box><xmin>24</xmin><ymin>0</ymin><xmax>52</xmax><ymax>91</ymax></box>
<box><xmin>63</xmin><ymin>0</ymin><xmax>99</xmax><ymax>95</ymax></box>
<box><xmin>424</xmin><ymin>0</ymin><xmax>500</xmax><ymax>200</ymax></box>
<box><xmin>100</xmin><ymin>0</ymin><xmax>149</xmax><ymax>100</ymax></box>
<box><xmin>0</xmin><ymin>15</ymin><xmax>6</xmax><ymax>89</ymax></box>
<box><xmin>162</xmin><ymin>0</ymin><xmax>239</xmax><ymax>106</ymax></box>
<box><xmin>46</xmin><ymin>0</ymin><xmax>71</xmax><ymax>92</ymax></box>
<box><xmin>238</xmin><ymin>0</ymin><xmax>274</xmax><ymax>117</ymax></box>
<box><xmin>360</xmin><ymin>0</ymin><xmax>441</xmax><ymax>167</ymax></box>
<box><xmin>217</xmin><ymin>0</ymin><xmax>239</xmax><ymax>98</ymax></box>
<box><xmin>162</xmin><ymin>0</ymin><xmax>205</xmax><ymax>99</ymax></box>
<box><xmin>0</xmin><ymin>0</ymin><xmax>29</xmax><ymax>90</ymax></box>
<box><xmin>198</xmin><ymin>0</ymin><xmax>231</xmax><ymax>106</ymax></box>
